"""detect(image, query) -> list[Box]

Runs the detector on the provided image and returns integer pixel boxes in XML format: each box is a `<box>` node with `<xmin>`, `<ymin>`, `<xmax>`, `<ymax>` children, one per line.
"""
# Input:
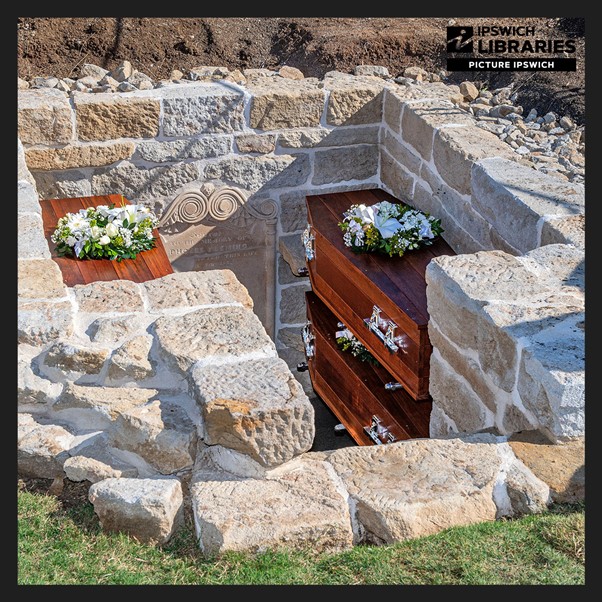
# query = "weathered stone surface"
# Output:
<box><xmin>73</xmin><ymin>280</ymin><xmax>145</xmax><ymax>313</ymax></box>
<box><xmin>53</xmin><ymin>383</ymin><xmax>157</xmax><ymax>429</ymax></box>
<box><xmin>190</xmin><ymin>356</ymin><xmax>314</xmax><ymax>467</ymax></box>
<box><xmin>276</xmin><ymin>347</ymin><xmax>314</xmax><ymax>397</ymax></box>
<box><xmin>107</xmin><ymin>335</ymin><xmax>155</xmax><ymax>381</ymax></box>
<box><xmin>434</xmin><ymin>127</ymin><xmax>515</xmax><ymax>196</ymax></box>
<box><xmin>247</xmin><ymin>78</ymin><xmax>325</xmax><ymax>129</ymax></box>
<box><xmin>18</xmin><ymin>345</ymin><xmax>63</xmax><ymax>406</ymax></box>
<box><xmin>191</xmin><ymin>456</ymin><xmax>353</xmax><ymax>555</ymax></box>
<box><xmin>313</xmin><ymin>145</ymin><xmax>378</xmax><ymax>185</ymax></box>
<box><xmin>277</xmin><ymin>128</ymin><xmax>329</xmax><ymax>148</ymax></box>
<box><xmin>18</xmin><ymin>88</ymin><xmax>74</xmax><ymax>145</ymax></box>
<box><xmin>18</xmin><ymin>259</ymin><xmax>66</xmax><ymax>300</ymax></box>
<box><xmin>540</xmin><ymin>215</ymin><xmax>585</xmax><ymax>249</ymax></box>
<box><xmin>18</xmin><ymin>214</ymin><xmax>50</xmax><ymax>259</ymax></box>
<box><xmin>472</xmin><ymin>158</ymin><xmax>585</xmax><ymax>253</ymax></box>
<box><xmin>18</xmin><ymin>419</ymin><xmax>75</xmax><ymax>478</ymax></box>
<box><xmin>18</xmin><ymin>139</ymin><xmax>36</xmax><ymax>187</ymax></box>
<box><xmin>204</xmin><ymin>154</ymin><xmax>309</xmax><ymax>193</ymax></box>
<box><xmin>508</xmin><ymin>432</ymin><xmax>585</xmax><ymax>503</ymax></box>
<box><xmin>279</xmin><ymin>282</ymin><xmax>312</xmax><ymax>324</ymax></box>
<box><xmin>382</xmin><ymin>129</ymin><xmax>422</xmax><ymax>175</ymax></box>
<box><xmin>136</xmin><ymin>136</ymin><xmax>231</xmax><ymax>162</ymax></box>
<box><xmin>143</xmin><ymin>270</ymin><xmax>253</xmax><ymax>312</ymax></box>
<box><xmin>33</xmin><ymin>169</ymin><xmax>93</xmax><ymax>200</ymax></box>
<box><xmin>88</xmin><ymin>477</ymin><xmax>183</xmax><ymax>544</ymax></box>
<box><xmin>25</xmin><ymin>142</ymin><xmax>136</xmax><ymax>171</ymax></box>
<box><xmin>503</xmin><ymin>457</ymin><xmax>551</xmax><ymax>516</ymax></box>
<box><xmin>325</xmin><ymin>76</ymin><xmax>385</xmax><ymax>125</ymax></box>
<box><xmin>277</xmin><ymin>326</ymin><xmax>305</xmax><ymax>353</ymax></box>
<box><xmin>326</xmin><ymin>435</ymin><xmax>505</xmax><ymax>543</ymax></box>
<box><xmin>74</xmin><ymin>93</ymin><xmax>160</xmax><ymax>140</ymax></box>
<box><xmin>64</xmin><ymin>439</ymin><xmax>139</xmax><ymax>482</ymax></box>
<box><xmin>459</xmin><ymin>81</ymin><xmax>479</xmax><ymax>101</ymax></box>
<box><xmin>380</xmin><ymin>150</ymin><xmax>415</xmax><ymax>200</ymax></box>
<box><xmin>279</xmin><ymin>190</ymin><xmax>309</xmax><ymax>233</ymax></box>
<box><xmin>355</xmin><ymin>64</ymin><xmax>390</xmax><ymax>78</ymax></box>
<box><xmin>81</xmin><ymin>63</ymin><xmax>109</xmax><ymax>79</ymax></box>
<box><xmin>162</xmin><ymin>83</ymin><xmax>245</xmax><ymax>135</ymax></box>
<box><xmin>428</xmin><ymin>349</ymin><xmax>494</xmax><ymax>435</ymax></box>
<box><xmin>87</xmin><ymin>315</ymin><xmax>146</xmax><ymax>344</ymax></box>
<box><xmin>400</xmin><ymin>100</ymin><xmax>473</xmax><ymax>161</ymax></box>
<box><xmin>278</xmin><ymin>255</ymin><xmax>302</xmax><ymax>285</ymax></box>
<box><xmin>91</xmin><ymin>161</ymin><xmax>200</xmax><ymax>201</ymax></box>
<box><xmin>383</xmin><ymin>89</ymin><xmax>404</xmax><ymax>131</ymax></box>
<box><xmin>153</xmin><ymin>305</ymin><xmax>276</xmax><ymax>373</ymax></box>
<box><xmin>18</xmin><ymin>300</ymin><xmax>74</xmax><ymax>345</ymax></box>
<box><xmin>111</xmin><ymin>399</ymin><xmax>197</xmax><ymax>474</ymax></box>
<box><xmin>18</xmin><ymin>181</ymin><xmax>39</xmax><ymax>215</ymax></box>
<box><xmin>520</xmin><ymin>243</ymin><xmax>584</xmax><ymax>291</ymax></box>
<box><xmin>279</xmin><ymin>234</ymin><xmax>308</xmax><ymax>277</ymax></box>
<box><xmin>43</xmin><ymin>340</ymin><xmax>110</xmax><ymax>376</ymax></box>
<box><xmin>278</xmin><ymin>65</ymin><xmax>305</xmax><ymax>80</ymax></box>
<box><xmin>235</xmin><ymin>133</ymin><xmax>277</xmax><ymax>154</ymax></box>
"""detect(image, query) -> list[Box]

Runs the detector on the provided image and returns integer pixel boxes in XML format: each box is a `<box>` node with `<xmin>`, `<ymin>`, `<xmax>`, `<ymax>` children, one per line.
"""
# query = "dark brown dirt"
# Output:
<box><xmin>17</xmin><ymin>16</ymin><xmax>585</xmax><ymax>124</ymax></box>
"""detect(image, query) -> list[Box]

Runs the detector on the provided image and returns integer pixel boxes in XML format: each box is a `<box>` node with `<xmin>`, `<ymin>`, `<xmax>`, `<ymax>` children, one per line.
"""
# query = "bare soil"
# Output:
<box><xmin>17</xmin><ymin>16</ymin><xmax>585</xmax><ymax>123</ymax></box>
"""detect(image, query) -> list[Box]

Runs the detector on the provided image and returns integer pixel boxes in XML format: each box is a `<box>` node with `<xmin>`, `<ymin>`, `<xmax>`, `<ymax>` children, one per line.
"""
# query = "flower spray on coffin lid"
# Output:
<box><xmin>338</xmin><ymin>200</ymin><xmax>443</xmax><ymax>257</ymax></box>
<box><xmin>51</xmin><ymin>198</ymin><xmax>160</xmax><ymax>262</ymax></box>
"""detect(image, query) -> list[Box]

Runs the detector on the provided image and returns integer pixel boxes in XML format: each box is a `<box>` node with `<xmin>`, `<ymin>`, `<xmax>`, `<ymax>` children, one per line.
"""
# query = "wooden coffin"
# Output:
<box><xmin>304</xmin><ymin>290</ymin><xmax>431</xmax><ymax>446</ymax></box>
<box><xmin>304</xmin><ymin>188</ymin><xmax>455</xmax><ymax>401</ymax></box>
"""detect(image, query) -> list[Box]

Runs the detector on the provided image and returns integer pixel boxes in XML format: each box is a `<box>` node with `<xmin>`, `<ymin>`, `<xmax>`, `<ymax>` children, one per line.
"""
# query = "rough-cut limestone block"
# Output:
<box><xmin>18</xmin><ymin>259</ymin><xmax>66</xmax><ymax>300</ymax></box>
<box><xmin>326</xmin><ymin>434</ymin><xmax>550</xmax><ymax>544</ymax></box>
<box><xmin>161</xmin><ymin>82</ymin><xmax>245</xmax><ymax>135</ymax></box>
<box><xmin>540</xmin><ymin>215</ymin><xmax>585</xmax><ymax>249</ymax></box>
<box><xmin>279</xmin><ymin>65</ymin><xmax>305</xmax><ymax>80</ymax></box>
<box><xmin>279</xmin><ymin>190</ymin><xmax>309</xmax><ymax>233</ymax></box>
<box><xmin>191</xmin><ymin>456</ymin><xmax>353</xmax><ymax>555</ymax></box>
<box><xmin>107</xmin><ymin>334</ymin><xmax>155</xmax><ymax>381</ymax></box>
<box><xmin>18</xmin><ymin>88</ymin><xmax>73</xmax><ymax>145</ymax></box>
<box><xmin>235</xmin><ymin>133</ymin><xmax>277</xmax><ymax>154</ymax></box>
<box><xmin>18</xmin><ymin>344</ymin><xmax>63</xmax><ymax>407</ymax></box>
<box><xmin>278</xmin><ymin>126</ymin><xmax>379</xmax><ymax>149</ymax></box>
<box><xmin>190</xmin><ymin>356</ymin><xmax>314</xmax><ymax>468</ymax></box>
<box><xmin>87</xmin><ymin>315</ymin><xmax>146</xmax><ymax>345</ymax></box>
<box><xmin>278</xmin><ymin>234</ymin><xmax>306</xmax><ymax>277</ymax></box>
<box><xmin>18</xmin><ymin>214</ymin><xmax>50</xmax><ymax>259</ymax></box>
<box><xmin>153</xmin><ymin>305</ymin><xmax>277</xmax><ymax>373</ymax></box>
<box><xmin>18</xmin><ymin>299</ymin><xmax>74</xmax><ymax>346</ymax></box>
<box><xmin>33</xmin><ymin>169</ymin><xmax>93</xmax><ymax>200</ymax></box>
<box><xmin>18</xmin><ymin>139</ymin><xmax>37</xmax><ymax>187</ymax></box>
<box><xmin>143</xmin><ymin>269</ymin><xmax>253</xmax><ymax>312</ymax></box>
<box><xmin>25</xmin><ymin>142</ymin><xmax>135</xmax><ymax>171</ymax></box>
<box><xmin>383</xmin><ymin>89</ymin><xmax>405</xmax><ymax>131</ymax></box>
<box><xmin>382</xmin><ymin>130</ymin><xmax>422</xmax><ymax>177</ymax></box>
<box><xmin>18</xmin><ymin>180</ymin><xmax>40</xmax><ymax>214</ymax></box>
<box><xmin>433</xmin><ymin>127</ymin><xmax>516</xmax><ymax>196</ymax></box>
<box><xmin>278</xmin><ymin>128</ymin><xmax>329</xmax><ymax>148</ymax></box>
<box><xmin>247</xmin><ymin>78</ymin><xmax>325</xmax><ymax>129</ymax></box>
<box><xmin>73</xmin><ymin>280</ymin><xmax>145</xmax><ymax>313</ymax></box>
<box><xmin>18</xmin><ymin>418</ymin><xmax>75</xmax><ymax>478</ymax></box>
<box><xmin>471</xmin><ymin>158</ymin><xmax>585</xmax><ymax>254</ymax></box>
<box><xmin>313</xmin><ymin>145</ymin><xmax>379</xmax><ymax>185</ymax></box>
<box><xmin>380</xmin><ymin>150</ymin><xmax>415</xmax><ymax>201</ymax></box>
<box><xmin>204</xmin><ymin>153</ymin><xmax>309</xmax><ymax>193</ymax></box>
<box><xmin>279</xmin><ymin>282</ymin><xmax>312</xmax><ymax>325</ymax></box>
<box><xmin>91</xmin><ymin>161</ymin><xmax>200</xmax><ymax>202</ymax></box>
<box><xmin>277</xmin><ymin>326</ymin><xmax>305</xmax><ymax>354</ymax></box>
<box><xmin>400</xmin><ymin>99</ymin><xmax>474</xmax><ymax>161</ymax></box>
<box><xmin>136</xmin><ymin>136</ymin><xmax>231</xmax><ymax>162</ymax></box>
<box><xmin>519</xmin><ymin>243</ymin><xmax>584</xmax><ymax>291</ymax></box>
<box><xmin>508</xmin><ymin>432</ymin><xmax>584</xmax><ymax>503</ymax></box>
<box><xmin>324</xmin><ymin>75</ymin><xmax>386</xmax><ymax>125</ymax></box>
<box><xmin>43</xmin><ymin>340</ymin><xmax>110</xmax><ymax>377</ymax></box>
<box><xmin>64</xmin><ymin>438</ymin><xmax>139</xmax><ymax>482</ymax></box>
<box><xmin>74</xmin><ymin>92</ymin><xmax>160</xmax><ymax>140</ymax></box>
<box><xmin>110</xmin><ymin>399</ymin><xmax>197</xmax><ymax>474</ymax></box>
<box><xmin>88</xmin><ymin>477</ymin><xmax>183</xmax><ymax>544</ymax></box>
<box><xmin>53</xmin><ymin>383</ymin><xmax>157</xmax><ymax>429</ymax></box>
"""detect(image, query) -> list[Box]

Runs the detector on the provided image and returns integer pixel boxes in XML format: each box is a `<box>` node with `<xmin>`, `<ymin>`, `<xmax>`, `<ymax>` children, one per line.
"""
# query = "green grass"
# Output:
<box><xmin>17</xmin><ymin>487</ymin><xmax>585</xmax><ymax>586</ymax></box>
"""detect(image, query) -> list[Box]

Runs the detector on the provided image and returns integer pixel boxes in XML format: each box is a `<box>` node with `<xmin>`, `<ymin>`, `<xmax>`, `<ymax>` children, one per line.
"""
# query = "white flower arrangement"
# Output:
<box><xmin>338</xmin><ymin>200</ymin><xmax>443</xmax><ymax>257</ymax></box>
<box><xmin>51</xmin><ymin>199</ymin><xmax>159</xmax><ymax>261</ymax></box>
<box><xmin>335</xmin><ymin>323</ymin><xmax>379</xmax><ymax>365</ymax></box>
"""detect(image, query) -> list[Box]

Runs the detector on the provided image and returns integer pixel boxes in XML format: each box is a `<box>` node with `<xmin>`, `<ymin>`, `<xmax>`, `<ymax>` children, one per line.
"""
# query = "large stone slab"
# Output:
<box><xmin>152</xmin><ymin>305</ymin><xmax>277</xmax><ymax>373</ymax></box>
<box><xmin>18</xmin><ymin>299</ymin><xmax>74</xmax><ymax>345</ymax></box>
<box><xmin>324</xmin><ymin>75</ymin><xmax>385</xmax><ymax>125</ymax></box>
<box><xmin>17</xmin><ymin>214</ymin><xmax>50</xmax><ymax>259</ymax></box>
<box><xmin>73</xmin><ymin>280</ymin><xmax>145</xmax><ymax>313</ymax></box>
<box><xmin>18</xmin><ymin>180</ymin><xmax>40</xmax><ymax>214</ymax></box>
<box><xmin>107</xmin><ymin>335</ymin><xmax>155</xmax><ymax>381</ymax></box>
<box><xmin>191</xmin><ymin>456</ymin><xmax>353</xmax><ymax>555</ymax></box>
<box><xmin>540</xmin><ymin>215</ymin><xmax>585</xmax><ymax>249</ymax></box>
<box><xmin>74</xmin><ymin>92</ymin><xmax>161</xmax><ymax>140</ymax></box>
<box><xmin>312</xmin><ymin>145</ymin><xmax>379</xmax><ymax>185</ymax></box>
<box><xmin>279</xmin><ymin>282</ymin><xmax>312</xmax><ymax>325</ymax></box>
<box><xmin>33</xmin><ymin>169</ymin><xmax>93</xmax><ymax>200</ymax></box>
<box><xmin>25</xmin><ymin>142</ymin><xmax>136</xmax><ymax>171</ymax></box>
<box><xmin>190</xmin><ymin>356</ymin><xmax>314</xmax><ymax>468</ymax></box>
<box><xmin>380</xmin><ymin>149</ymin><xmax>415</xmax><ymax>200</ymax></box>
<box><xmin>18</xmin><ymin>345</ymin><xmax>63</xmax><ymax>407</ymax></box>
<box><xmin>136</xmin><ymin>136</ymin><xmax>231</xmax><ymax>162</ymax></box>
<box><xmin>18</xmin><ymin>88</ymin><xmax>73</xmax><ymax>145</ymax></box>
<box><xmin>18</xmin><ymin>139</ymin><xmax>36</xmax><ymax>187</ymax></box>
<box><xmin>43</xmin><ymin>340</ymin><xmax>110</xmax><ymax>377</ymax></box>
<box><xmin>471</xmin><ymin>158</ymin><xmax>585</xmax><ymax>253</ymax></box>
<box><xmin>88</xmin><ymin>477</ymin><xmax>183</xmax><ymax>544</ymax></box>
<box><xmin>247</xmin><ymin>78</ymin><xmax>325</xmax><ymax>129</ymax></box>
<box><xmin>18</xmin><ymin>259</ymin><xmax>66</xmax><ymax>300</ymax></box>
<box><xmin>326</xmin><ymin>434</ymin><xmax>549</xmax><ymax>544</ymax></box>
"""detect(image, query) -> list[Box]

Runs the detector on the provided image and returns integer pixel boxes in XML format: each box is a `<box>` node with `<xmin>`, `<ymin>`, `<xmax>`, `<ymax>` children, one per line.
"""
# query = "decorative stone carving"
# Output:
<box><xmin>159</xmin><ymin>184</ymin><xmax>279</xmax><ymax>337</ymax></box>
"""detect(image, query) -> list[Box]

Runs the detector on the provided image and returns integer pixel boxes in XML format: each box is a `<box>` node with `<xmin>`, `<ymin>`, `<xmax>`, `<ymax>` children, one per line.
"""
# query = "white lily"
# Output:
<box><xmin>374</xmin><ymin>213</ymin><xmax>403</xmax><ymax>239</ymax></box>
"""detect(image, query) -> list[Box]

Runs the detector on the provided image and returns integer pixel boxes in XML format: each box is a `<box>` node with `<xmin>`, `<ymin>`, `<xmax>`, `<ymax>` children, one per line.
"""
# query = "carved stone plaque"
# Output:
<box><xmin>159</xmin><ymin>184</ymin><xmax>278</xmax><ymax>337</ymax></box>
